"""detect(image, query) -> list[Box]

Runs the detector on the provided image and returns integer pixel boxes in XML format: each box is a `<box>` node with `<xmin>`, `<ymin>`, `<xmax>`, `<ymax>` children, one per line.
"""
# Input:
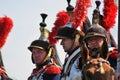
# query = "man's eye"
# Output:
<box><xmin>38</xmin><ymin>51</ymin><xmax>42</xmax><ymax>53</ymax></box>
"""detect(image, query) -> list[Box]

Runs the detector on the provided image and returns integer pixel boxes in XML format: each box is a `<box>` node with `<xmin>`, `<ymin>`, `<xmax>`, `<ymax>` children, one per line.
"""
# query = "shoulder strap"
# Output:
<box><xmin>62</xmin><ymin>48</ymin><xmax>80</xmax><ymax>77</ymax></box>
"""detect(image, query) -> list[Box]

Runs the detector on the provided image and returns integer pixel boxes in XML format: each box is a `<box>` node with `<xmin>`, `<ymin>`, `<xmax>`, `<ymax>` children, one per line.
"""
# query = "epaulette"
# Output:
<box><xmin>108</xmin><ymin>47</ymin><xmax>118</xmax><ymax>59</ymax></box>
<box><xmin>45</xmin><ymin>64</ymin><xmax>61</xmax><ymax>74</ymax></box>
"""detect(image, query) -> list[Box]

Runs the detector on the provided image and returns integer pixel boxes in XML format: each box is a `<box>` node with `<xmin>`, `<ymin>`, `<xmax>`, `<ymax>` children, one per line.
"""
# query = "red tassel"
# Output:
<box><xmin>72</xmin><ymin>0</ymin><xmax>91</xmax><ymax>29</ymax></box>
<box><xmin>0</xmin><ymin>16</ymin><xmax>13</xmax><ymax>48</ymax></box>
<box><xmin>49</xmin><ymin>11</ymin><xmax>69</xmax><ymax>46</ymax></box>
<box><xmin>103</xmin><ymin>0</ymin><xmax>118</xmax><ymax>31</ymax></box>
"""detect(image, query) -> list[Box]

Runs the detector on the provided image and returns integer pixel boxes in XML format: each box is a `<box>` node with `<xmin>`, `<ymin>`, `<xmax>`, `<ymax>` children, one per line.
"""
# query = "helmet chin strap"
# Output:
<box><xmin>42</xmin><ymin>47</ymin><xmax>53</xmax><ymax>64</ymax></box>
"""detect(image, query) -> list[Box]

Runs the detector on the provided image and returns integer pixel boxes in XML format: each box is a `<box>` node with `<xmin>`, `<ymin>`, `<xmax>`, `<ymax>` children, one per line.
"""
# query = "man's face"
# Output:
<box><xmin>87</xmin><ymin>36</ymin><xmax>104</xmax><ymax>49</ymax></box>
<box><xmin>32</xmin><ymin>48</ymin><xmax>47</xmax><ymax>65</ymax></box>
<box><xmin>60</xmin><ymin>37</ymin><xmax>74</xmax><ymax>52</ymax></box>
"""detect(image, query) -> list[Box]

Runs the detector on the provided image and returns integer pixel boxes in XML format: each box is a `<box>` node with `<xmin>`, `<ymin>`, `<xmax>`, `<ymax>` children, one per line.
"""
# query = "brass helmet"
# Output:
<box><xmin>28</xmin><ymin>40</ymin><xmax>50</xmax><ymax>53</ymax></box>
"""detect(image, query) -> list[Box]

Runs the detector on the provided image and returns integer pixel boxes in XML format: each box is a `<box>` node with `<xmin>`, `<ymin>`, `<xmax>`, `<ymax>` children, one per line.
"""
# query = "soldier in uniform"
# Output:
<box><xmin>54</xmin><ymin>27</ymin><xmax>84</xmax><ymax>80</ymax></box>
<box><xmin>81</xmin><ymin>0</ymin><xmax>118</xmax><ymax>70</ymax></box>
<box><xmin>82</xmin><ymin>25</ymin><xmax>109</xmax><ymax>62</ymax></box>
<box><xmin>94</xmin><ymin>0</ymin><xmax>118</xmax><ymax>70</ymax></box>
<box><xmin>82</xmin><ymin>24</ymin><xmax>118</xmax><ymax>80</ymax></box>
<box><xmin>27</xmin><ymin>13</ymin><xmax>62</xmax><ymax>80</ymax></box>
<box><xmin>27</xmin><ymin>40</ymin><xmax>61</xmax><ymax>80</ymax></box>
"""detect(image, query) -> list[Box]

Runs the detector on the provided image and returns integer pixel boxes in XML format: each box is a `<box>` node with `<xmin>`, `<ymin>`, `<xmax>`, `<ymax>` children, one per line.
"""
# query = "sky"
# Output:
<box><xmin>0</xmin><ymin>0</ymin><xmax>118</xmax><ymax>80</ymax></box>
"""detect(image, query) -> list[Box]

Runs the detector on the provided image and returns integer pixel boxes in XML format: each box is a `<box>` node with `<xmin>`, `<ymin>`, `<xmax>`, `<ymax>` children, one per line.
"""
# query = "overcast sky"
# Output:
<box><xmin>0</xmin><ymin>0</ymin><xmax>118</xmax><ymax>80</ymax></box>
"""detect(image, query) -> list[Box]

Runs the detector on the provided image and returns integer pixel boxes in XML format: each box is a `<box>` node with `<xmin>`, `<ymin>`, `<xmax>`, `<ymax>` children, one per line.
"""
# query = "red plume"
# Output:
<box><xmin>102</xmin><ymin>0</ymin><xmax>118</xmax><ymax>31</ymax></box>
<box><xmin>49</xmin><ymin>11</ymin><xmax>69</xmax><ymax>46</ymax></box>
<box><xmin>72</xmin><ymin>0</ymin><xmax>91</xmax><ymax>29</ymax></box>
<box><xmin>0</xmin><ymin>16</ymin><xmax>13</xmax><ymax>48</ymax></box>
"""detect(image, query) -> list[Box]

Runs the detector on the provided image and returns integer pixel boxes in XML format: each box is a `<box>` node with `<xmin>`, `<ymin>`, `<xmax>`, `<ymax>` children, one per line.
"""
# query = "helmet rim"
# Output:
<box><xmin>84</xmin><ymin>32</ymin><xmax>105</xmax><ymax>41</ymax></box>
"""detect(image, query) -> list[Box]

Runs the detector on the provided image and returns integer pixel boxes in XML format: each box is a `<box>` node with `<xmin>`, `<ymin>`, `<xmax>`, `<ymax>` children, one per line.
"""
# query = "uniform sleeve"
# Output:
<box><xmin>43</xmin><ymin>73</ymin><xmax>61</xmax><ymax>80</ymax></box>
